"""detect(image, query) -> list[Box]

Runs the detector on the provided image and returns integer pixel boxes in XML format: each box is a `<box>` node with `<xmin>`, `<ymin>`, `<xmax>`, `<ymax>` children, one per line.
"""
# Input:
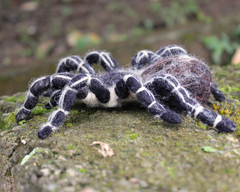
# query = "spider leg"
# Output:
<box><xmin>147</xmin><ymin>45</ymin><xmax>188</xmax><ymax>66</ymax></box>
<box><xmin>84</xmin><ymin>51</ymin><xmax>118</xmax><ymax>72</ymax></box>
<box><xmin>123</xmin><ymin>74</ymin><xmax>182</xmax><ymax>124</ymax></box>
<box><xmin>38</xmin><ymin>73</ymin><xmax>112</xmax><ymax>139</ymax></box>
<box><xmin>150</xmin><ymin>74</ymin><xmax>236</xmax><ymax>133</ymax></box>
<box><xmin>42</xmin><ymin>56</ymin><xmax>94</xmax><ymax>97</ymax></box>
<box><xmin>210</xmin><ymin>82</ymin><xmax>225</xmax><ymax>102</ymax></box>
<box><xmin>16</xmin><ymin>73</ymin><xmax>74</xmax><ymax>122</ymax></box>
<box><xmin>131</xmin><ymin>50</ymin><xmax>154</xmax><ymax>70</ymax></box>
<box><xmin>56</xmin><ymin>55</ymin><xmax>95</xmax><ymax>74</ymax></box>
<box><xmin>45</xmin><ymin>90</ymin><xmax>62</xmax><ymax>109</ymax></box>
<box><xmin>155</xmin><ymin>44</ymin><xmax>187</xmax><ymax>58</ymax></box>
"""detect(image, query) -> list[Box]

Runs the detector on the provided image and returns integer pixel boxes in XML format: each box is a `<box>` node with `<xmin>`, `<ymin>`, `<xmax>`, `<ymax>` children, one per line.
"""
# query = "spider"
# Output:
<box><xmin>16</xmin><ymin>45</ymin><xmax>236</xmax><ymax>139</ymax></box>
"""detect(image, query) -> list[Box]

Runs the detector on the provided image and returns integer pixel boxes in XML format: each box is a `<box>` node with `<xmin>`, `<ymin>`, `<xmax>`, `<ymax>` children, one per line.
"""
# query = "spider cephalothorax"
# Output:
<box><xmin>16</xmin><ymin>45</ymin><xmax>236</xmax><ymax>139</ymax></box>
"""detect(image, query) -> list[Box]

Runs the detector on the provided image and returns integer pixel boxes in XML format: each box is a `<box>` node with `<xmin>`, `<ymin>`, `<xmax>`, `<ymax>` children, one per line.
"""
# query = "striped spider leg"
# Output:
<box><xmin>147</xmin><ymin>74</ymin><xmax>236</xmax><ymax>132</ymax></box>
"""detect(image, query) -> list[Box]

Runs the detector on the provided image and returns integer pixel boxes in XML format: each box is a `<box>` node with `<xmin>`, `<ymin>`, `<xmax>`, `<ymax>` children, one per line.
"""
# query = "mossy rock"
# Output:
<box><xmin>1</xmin><ymin>65</ymin><xmax>240</xmax><ymax>191</ymax></box>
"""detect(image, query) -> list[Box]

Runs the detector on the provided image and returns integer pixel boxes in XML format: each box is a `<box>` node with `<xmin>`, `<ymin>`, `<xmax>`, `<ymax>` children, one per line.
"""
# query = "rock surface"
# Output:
<box><xmin>1</xmin><ymin>65</ymin><xmax>240</xmax><ymax>192</ymax></box>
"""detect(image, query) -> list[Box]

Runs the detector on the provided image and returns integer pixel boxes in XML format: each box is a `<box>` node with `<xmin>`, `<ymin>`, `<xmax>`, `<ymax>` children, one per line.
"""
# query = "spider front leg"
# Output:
<box><xmin>150</xmin><ymin>74</ymin><xmax>236</xmax><ymax>133</ymax></box>
<box><xmin>16</xmin><ymin>73</ymin><xmax>74</xmax><ymax>122</ymax></box>
<box><xmin>85</xmin><ymin>51</ymin><xmax>118</xmax><ymax>72</ymax></box>
<box><xmin>38</xmin><ymin>73</ymin><xmax>112</xmax><ymax>139</ymax></box>
<box><xmin>42</xmin><ymin>56</ymin><xmax>95</xmax><ymax>97</ymax></box>
<box><xmin>38</xmin><ymin>74</ymin><xmax>89</xmax><ymax>139</ymax></box>
<box><xmin>44</xmin><ymin>90</ymin><xmax>62</xmax><ymax>109</ymax></box>
<box><xmin>123</xmin><ymin>74</ymin><xmax>182</xmax><ymax>124</ymax></box>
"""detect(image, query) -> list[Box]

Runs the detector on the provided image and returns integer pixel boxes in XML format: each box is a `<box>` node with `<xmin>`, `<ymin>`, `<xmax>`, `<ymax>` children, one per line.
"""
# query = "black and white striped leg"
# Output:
<box><xmin>151</xmin><ymin>74</ymin><xmax>236</xmax><ymax>133</ymax></box>
<box><xmin>131</xmin><ymin>50</ymin><xmax>154</xmax><ymax>70</ymax></box>
<box><xmin>85</xmin><ymin>51</ymin><xmax>118</xmax><ymax>72</ymax></box>
<box><xmin>38</xmin><ymin>74</ymin><xmax>90</xmax><ymax>139</ymax></box>
<box><xmin>56</xmin><ymin>55</ymin><xmax>95</xmax><ymax>74</ymax></box>
<box><xmin>155</xmin><ymin>44</ymin><xmax>187</xmax><ymax>58</ymax></box>
<box><xmin>123</xmin><ymin>75</ymin><xmax>182</xmax><ymax>124</ymax></box>
<box><xmin>210</xmin><ymin>82</ymin><xmax>225</xmax><ymax>102</ymax></box>
<box><xmin>16</xmin><ymin>76</ymin><xmax>51</xmax><ymax>122</ymax></box>
<box><xmin>44</xmin><ymin>86</ymin><xmax>89</xmax><ymax>110</ymax></box>
<box><xmin>45</xmin><ymin>90</ymin><xmax>62</xmax><ymax>109</ymax></box>
<box><xmin>16</xmin><ymin>73</ymin><xmax>74</xmax><ymax>122</ymax></box>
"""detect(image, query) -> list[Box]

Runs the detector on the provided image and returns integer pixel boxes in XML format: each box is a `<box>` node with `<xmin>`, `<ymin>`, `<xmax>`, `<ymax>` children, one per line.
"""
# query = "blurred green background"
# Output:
<box><xmin>1</xmin><ymin>0</ymin><xmax>240</xmax><ymax>96</ymax></box>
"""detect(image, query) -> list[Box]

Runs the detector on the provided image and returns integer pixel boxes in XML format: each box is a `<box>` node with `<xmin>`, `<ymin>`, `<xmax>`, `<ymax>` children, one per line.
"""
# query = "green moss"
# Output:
<box><xmin>18</xmin><ymin>158</ymin><xmax>23</xmax><ymax>164</ymax></box>
<box><xmin>2</xmin><ymin>108</ymin><xmax>18</xmax><ymax>129</ymax></box>
<box><xmin>154</xmin><ymin>136</ymin><xmax>163</xmax><ymax>142</ymax></box>
<box><xmin>205</xmin><ymin>136</ymin><xmax>211</xmax><ymax>140</ymax></box>
<box><xmin>70</xmin><ymin>110</ymin><xmax>79</xmax><ymax>115</ymax></box>
<box><xmin>176</xmin><ymin>142</ymin><xmax>182</xmax><ymax>147</ymax></box>
<box><xmin>4</xmin><ymin>96</ymin><xmax>17</xmax><ymax>103</ymax></box>
<box><xmin>48</xmin><ymin>159</ymin><xmax>54</xmax><ymax>164</ymax></box>
<box><xmin>56</xmin><ymin>132</ymin><xmax>64</xmax><ymax>137</ymax></box>
<box><xmin>78</xmin><ymin>168</ymin><xmax>87</xmax><ymax>174</ymax></box>
<box><xmin>126</xmin><ymin>133</ymin><xmax>138</xmax><ymax>140</ymax></box>
<box><xmin>4</xmin><ymin>95</ymin><xmax>25</xmax><ymax>103</ymax></box>
<box><xmin>5</xmin><ymin>170</ymin><xmax>11</xmax><ymax>176</ymax></box>
<box><xmin>142</xmin><ymin>151</ymin><xmax>150</xmax><ymax>156</ymax></box>
<box><xmin>66</xmin><ymin>123</ymin><xmax>74</xmax><ymax>128</ymax></box>
<box><xmin>67</xmin><ymin>144</ymin><xmax>75</xmax><ymax>149</ymax></box>
<box><xmin>31</xmin><ymin>106</ymin><xmax>50</xmax><ymax>115</ymax></box>
<box><xmin>84</xmin><ymin>134</ymin><xmax>92</xmax><ymax>138</ymax></box>
<box><xmin>221</xmin><ymin>169</ymin><xmax>237</xmax><ymax>174</ymax></box>
<box><xmin>19</xmin><ymin>120</ymin><xmax>26</xmax><ymax>125</ymax></box>
<box><xmin>167</xmin><ymin>167</ymin><xmax>176</xmax><ymax>177</ymax></box>
<box><xmin>17</xmin><ymin>95</ymin><xmax>25</xmax><ymax>102</ymax></box>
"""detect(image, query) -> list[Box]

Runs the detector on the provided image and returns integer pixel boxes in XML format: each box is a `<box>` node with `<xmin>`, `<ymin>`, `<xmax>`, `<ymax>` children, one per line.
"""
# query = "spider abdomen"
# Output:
<box><xmin>141</xmin><ymin>55</ymin><xmax>212</xmax><ymax>103</ymax></box>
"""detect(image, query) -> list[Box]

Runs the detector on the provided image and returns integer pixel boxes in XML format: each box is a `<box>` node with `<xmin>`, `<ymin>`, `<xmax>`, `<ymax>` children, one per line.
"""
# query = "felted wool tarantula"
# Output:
<box><xmin>16</xmin><ymin>45</ymin><xmax>236</xmax><ymax>139</ymax></box>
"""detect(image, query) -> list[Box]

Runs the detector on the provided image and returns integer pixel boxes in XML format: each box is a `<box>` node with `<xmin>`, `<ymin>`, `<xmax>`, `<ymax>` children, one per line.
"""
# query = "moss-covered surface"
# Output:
<box><xmin>1</xmin><ymin>65</ymin><xmax>240</xmax><ymax>192</ymax></box>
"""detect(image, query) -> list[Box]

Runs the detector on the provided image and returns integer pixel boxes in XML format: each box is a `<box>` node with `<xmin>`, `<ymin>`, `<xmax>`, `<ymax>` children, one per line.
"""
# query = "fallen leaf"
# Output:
<box><xmin>202</xmin><ymin>146</ymin><xmax>217</xmax><ymax>153</ymax></box>
<box><xmin>90</xmin><ymin>141</ymin><xmax>115</xmax><ymax>158</ymax></box>
<box><xmin>21</xmin><ymin>148</ymin><xmax>36</xmax><ymax>165</ymax></box>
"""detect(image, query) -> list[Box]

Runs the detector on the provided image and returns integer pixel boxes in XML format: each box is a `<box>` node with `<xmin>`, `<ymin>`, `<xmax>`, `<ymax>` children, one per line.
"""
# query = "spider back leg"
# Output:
<box><xmin>131</xmin><ymin>50</ymin><xmax>154</xmax><ymax>70</ymax></box>
<box><xmin>16</xmin><ymin>73</ymin><xmax>74</xmax><ymax>122</ymax></box>
<box><xmin>155</xmin><ymin>44</ymin><xmax>187</xmax><ymax>58</ymax></box>
<box><xmin>85</xmin><ymin>51</ymin><xmax>118</xmax><ymax>72</ymax></box>
<box><xmin>123</xmin><ymin>74</ymin><xmax>182</xmax><ymax>124</ymax></box>
<box><xmin>210</xmin><ymin>82</ymin><xmax>226</xmax><ymax>102</ymax></box>
<box><xmin>150</xmin><ymin>74</ymin><xmax>236</xmax><ymax>133</ymax></box>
